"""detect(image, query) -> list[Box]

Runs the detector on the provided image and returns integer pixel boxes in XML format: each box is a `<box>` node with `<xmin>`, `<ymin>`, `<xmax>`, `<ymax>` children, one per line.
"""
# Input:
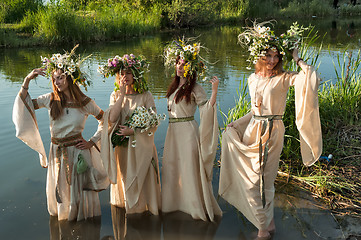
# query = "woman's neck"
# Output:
<box><xmin>63</xmin><ymin>89</ymin><xmax>73</xmax><ymax>101</ymax></box>
<box><xmin>257</xmin><ymin>69</ymin><xmax>273</xmax><ymax>78</ymax></box>
<box><xmin>179</xmin><ymin>76</ymin><xmax>187</xmax><ymax>87</ymax></box>
<box><xmin>125</xmin><ymin>85</ymin><xmax>136</xmax><ymax>94</ymax></box>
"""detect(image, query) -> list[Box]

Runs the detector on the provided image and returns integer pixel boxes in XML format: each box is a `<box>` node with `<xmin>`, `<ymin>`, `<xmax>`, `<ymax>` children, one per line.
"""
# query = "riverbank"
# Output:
<box><xmin>1</xmin><ymin>0</ymin><xmax>360</xmax><ymax>48</ymax></box>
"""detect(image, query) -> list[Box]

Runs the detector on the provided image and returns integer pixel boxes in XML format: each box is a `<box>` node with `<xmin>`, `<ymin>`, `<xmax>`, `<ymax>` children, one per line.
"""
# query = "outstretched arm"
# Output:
<box><xmin>209</xmin><ymin>76</ymin><xmax>219</xmax><ymax>107</ymax></box>
<box><xmin>292</xmin><ymin>48</ymin><xmax>308</xmax><ymax>72</ymax></box>
<box><xmin>20</xmin><ymin>68</ymin><xmax>46</xmax><ymax>96</ymax></box>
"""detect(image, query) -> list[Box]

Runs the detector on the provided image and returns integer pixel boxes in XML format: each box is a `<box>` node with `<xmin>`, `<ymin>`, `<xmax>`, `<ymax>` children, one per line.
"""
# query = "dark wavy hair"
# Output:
<box><xmin>165</xmin><ymin>57</ymin><xmax>197</xmax><ymax>104</ymax></box>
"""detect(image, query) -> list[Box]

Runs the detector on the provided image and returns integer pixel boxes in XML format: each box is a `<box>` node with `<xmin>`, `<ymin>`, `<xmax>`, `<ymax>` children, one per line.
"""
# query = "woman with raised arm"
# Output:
<box><xmin>99</xmin><ymin>54</ymin><xmax>162</xmax><ymax>215</ymax></box>
<box><xmin>161</xmin><ymin>38</ymin><xmax>222</xmax><ymax>222</ymax></box>
<box><xmin>218</xmin><ymin>22</ymin><xmax>322</xmax><ymax>239</ymax></box>
<box><xmin>13</xmin><ymin>46</ymin><xmax>109</xmax><ymax>221</ymax></box>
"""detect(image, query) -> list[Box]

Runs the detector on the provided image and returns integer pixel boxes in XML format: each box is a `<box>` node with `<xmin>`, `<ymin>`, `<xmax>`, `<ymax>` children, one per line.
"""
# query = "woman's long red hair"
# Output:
<box><xmin>165</xmin><ymin>58</ymin><xmax>197</xmax><ymax>104</ymax></box>
<box><xmin>50</xmin><ymin>70</ymin><xmax>87</xmax><ymax>120</ymax></box>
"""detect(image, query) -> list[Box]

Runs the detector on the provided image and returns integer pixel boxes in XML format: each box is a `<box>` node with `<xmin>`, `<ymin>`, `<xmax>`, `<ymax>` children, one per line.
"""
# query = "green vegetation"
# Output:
<box><xmin>221</xmin><ymin>29</ymin><xmax>361</xmax><ymax>213</ymax></box>
<box><xmin>0</xmin><ymin>0</ymin><xmax>42</xmax><ymax>23</ymax></box>
<box><xmin>0</xmin><ymin>0</ymin><xmax>360</xmax><ymax>47</ymax></box>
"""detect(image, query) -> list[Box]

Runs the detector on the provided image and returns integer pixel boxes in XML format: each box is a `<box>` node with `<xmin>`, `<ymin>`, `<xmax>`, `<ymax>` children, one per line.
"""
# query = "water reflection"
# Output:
<box><xmin>108</xmin><ymin>206</ymin><xmax>161</xmax><ymax>240</ymax></box>
<box><xmin>163</xmin><ymin>211</ymin><xmax>220</xmax><ymax>240</ymax></box>
<box><xmin>106</xmin><ymin>207</ymin><xmax>220</xmax><ymax>240</ymax></box>
<box><xmin>49</xmin><ymin>216</ymin><xmax>101</xmax><ymax>240</ymax></box>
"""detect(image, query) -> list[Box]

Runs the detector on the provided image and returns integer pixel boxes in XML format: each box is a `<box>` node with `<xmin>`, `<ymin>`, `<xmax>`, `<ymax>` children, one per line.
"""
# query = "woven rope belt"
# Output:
<box><xmin>51</xmin><ymin>133</ymin><xmax>83</xmax><ymax>203</ymax></box>
<box><xmin>169</xmin><ymin>116</ymin><xmax>194</xmax><ymax>123</ymax></box>
<box><xmin>51</xmin><ymin>133</ymin><xmax>83</xmax><ymax>185</ymax></box>
<box><xmin>253</xmin><ymin>115</ymin><xmax>282</xmax><ymax>208</ymax></box>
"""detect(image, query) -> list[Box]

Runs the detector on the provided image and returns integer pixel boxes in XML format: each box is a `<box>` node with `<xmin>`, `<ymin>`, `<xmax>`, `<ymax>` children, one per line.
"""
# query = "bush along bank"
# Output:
<box><xmin>1</xmin><ymin>0</ymin><xmax>361</xmax><ymax>47</ymax></box>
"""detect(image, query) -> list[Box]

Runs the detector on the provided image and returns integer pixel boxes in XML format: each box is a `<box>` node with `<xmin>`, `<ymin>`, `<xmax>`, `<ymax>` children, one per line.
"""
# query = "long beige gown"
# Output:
<box><xmin>218</xmin><ymin>65</ymin><xmax>322</xmax><ymax>230</ymax></box>
<box><xmin>161</xmin><ymin>83</ymin><xmax>222</xmax><ymax>222</ymax></box>
<box><xmin>101</xmin><ymin>90</ymin><xmax>161</xmax><ymax>215</ymax></box>
<box><xmin>13</xmin><ymin>92</ymin><xmax>109</xmax><ymax>221</ymax></box>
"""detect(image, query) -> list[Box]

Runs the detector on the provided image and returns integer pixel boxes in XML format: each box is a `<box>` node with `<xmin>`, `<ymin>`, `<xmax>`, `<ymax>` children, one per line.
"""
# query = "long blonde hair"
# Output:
<box><xmin>50</xmin><ymin>70</ymin><xmax>87</xmax><ymax>120</ymax></box>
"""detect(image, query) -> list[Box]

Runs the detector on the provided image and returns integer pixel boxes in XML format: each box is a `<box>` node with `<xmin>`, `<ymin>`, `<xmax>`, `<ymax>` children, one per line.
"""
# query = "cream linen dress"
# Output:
<box><xmin>161</xmin><ymin>83</ymin><xmax>222</xmax><ymax>222</ymax></box>
<box><xmin>101</xmin><ymin>91</ymin><xmax>161</xmax><ymax>215</ymax></box>
<box><xmin>13</xmin><ymin>92</ymin><xmax>109</xmax><ymax>221</ymax></box>
<box><xmin>218</xmin><ymin>65</ymin><xmax>322</xmax><ymax>230</ymax></box>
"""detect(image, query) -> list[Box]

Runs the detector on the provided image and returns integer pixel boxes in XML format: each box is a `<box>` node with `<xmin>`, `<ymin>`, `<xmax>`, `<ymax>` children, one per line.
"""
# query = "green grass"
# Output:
<box><xmin>1</xmin><ymin>0</ymin><xmax>359</xmax><ymax>48</ymax></box>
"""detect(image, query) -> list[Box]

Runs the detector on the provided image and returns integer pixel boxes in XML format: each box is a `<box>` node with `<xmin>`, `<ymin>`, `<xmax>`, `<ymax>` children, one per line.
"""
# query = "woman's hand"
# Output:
<box><xmin>118</xmin><ymin>75</ymin><xmax>126</xmax><ymax>96</ymax></box>
<box><xmin>209</xmin><ymin>76</ymin><xmax>219</xmax><ymax>106</ymax></box>
<box><xmin>76</xmin><ymin>139</ymin><xmax>94</xmax><ymax>150</ymax></box>
<box><xmin>115</xmin><ymin>125</ymin><xmax>134</xmax><ymax>136</ymax></box>
<box><xmin>210</xmin><ymin>76</ymin><xmax>219</xmax><ymax>92</ymax></box>
<box><xmin>227</xmin><ymin>122</ymin><xmax>235</xmax><ymax>128</ymax></box>
<box><xmin>292</xmin><ymin>48</ymin><xmax>300</xmax><ymax>61</ymax></box>
<box><xmin>20</xmin><ymin>68</ymin><xmax>46</xmax><ymax>95</ymax></box>
<box><xmin>25</xmin><ymin>68</ymin><xmax>46</xmax><ymax>81</ymax></box>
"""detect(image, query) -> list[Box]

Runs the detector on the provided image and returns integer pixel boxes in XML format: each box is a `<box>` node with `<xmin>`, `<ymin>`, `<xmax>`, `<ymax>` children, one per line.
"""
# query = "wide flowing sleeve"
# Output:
<box><xmin>193</xmin><ymin>84</ymin><xmax>222</xmax><ymax>220</ymax></box>
<box><xmin>100</xmin><ymin>92</ymin><xmax>118</xmax><ymax>183</ymax></box>
<box><xmin>292</xmin><ymin>66</ymin><xmax>322</xmax><ymax>166</ymax></box>
<box><xmin>193</xmin><ymin>84</ymin><xmax>218</xmax><ymax>180</ymax></box>
<box><xmin>12</xmin><ymin>92</ymin><xmax>50</xmax><ymax>168</ymax></box>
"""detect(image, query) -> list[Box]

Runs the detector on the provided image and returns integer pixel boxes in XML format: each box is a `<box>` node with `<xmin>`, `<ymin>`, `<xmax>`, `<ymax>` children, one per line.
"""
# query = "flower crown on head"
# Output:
<box><xmin>163</xmin><ymin>37</ymin><xmax>208</xmax><ymax>80</ymax></box>
<box><xmin>238</xmin><ymin>21</ymin><xmax>308</xmax><ymax>70</ymax></box>
<box><xmin>98</xmin><ymin>54</ymin><xmax>149</xmax><ymax>93</ymax></box>
<box><xmin>41</xmin><ymin>44</ymin><xmax>91</xmax><ymax>90</ymax></box>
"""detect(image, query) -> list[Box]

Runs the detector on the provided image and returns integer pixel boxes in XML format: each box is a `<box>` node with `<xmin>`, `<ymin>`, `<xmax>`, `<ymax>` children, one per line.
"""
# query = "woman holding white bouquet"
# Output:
<box><xmin>218</xmin><ymin>21</ymin><xmax>322</xmax><ymax>239</ymax></box>
<box><xmin>99</xmin><ymin>54</ymin><xmax>162</xmax><ymax>215</ymax></box>
<box><xmin>161</xmin><ymin>38</ymin><xmax>222</xmax><ymax>222</ymax></box>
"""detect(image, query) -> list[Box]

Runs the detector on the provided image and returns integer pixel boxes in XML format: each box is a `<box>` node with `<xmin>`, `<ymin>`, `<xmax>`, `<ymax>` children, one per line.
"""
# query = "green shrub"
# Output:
<box><xmin>281</xmin><ymin>0</ymin><xmax>335</xmax><ymax>17</ymax></box>
<box><xmin>0</xmin><ymin>0</ymin><xmax>42</xmax><ymax>23</ymax></box>
<box><xmin>339</xmin><ymin>4</ymin><xmax>361</xmax><ymax>16</ymax></box>
<box><xmin>34</xmin><ymin>3</ymin><xmax>162</xmax><ymax>44</ymax></box>
<box><xmin>163</xmin><ymin>0</ymin><xmax>218</xmax><ymax>27</ymax></box>
<box><xmin>19</xmin><ymin>10</ymin><xmax>39</xmax><ymax>33</ymax></box>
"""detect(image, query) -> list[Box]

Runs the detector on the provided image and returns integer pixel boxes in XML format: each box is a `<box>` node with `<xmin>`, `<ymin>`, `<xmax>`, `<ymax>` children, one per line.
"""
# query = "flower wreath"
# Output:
<box><xmin>98</xmin><ymin>54</ymin><xmax>149</xmax><ymax>93</ymax></box>
<box><xmin>163</xmin><ymin>37</ymin><xmax>208</xmax><ymax>81</ymax></box>
<box><xmin>41</xmin><ymin>44</ymin><xmax>91</xmax><ymax>90</ymax></box>
<box><xmin>238</xmin><ymin>21</ymin><xmax>308</xmax><ymax>69</ymax></box>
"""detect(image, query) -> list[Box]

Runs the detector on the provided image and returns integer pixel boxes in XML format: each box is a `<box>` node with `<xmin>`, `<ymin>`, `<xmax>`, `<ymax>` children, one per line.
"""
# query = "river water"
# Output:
<box><xmin>0</xmin><ymin>18</ymin><xmax>360</xmax><ymax>239</ymax></box>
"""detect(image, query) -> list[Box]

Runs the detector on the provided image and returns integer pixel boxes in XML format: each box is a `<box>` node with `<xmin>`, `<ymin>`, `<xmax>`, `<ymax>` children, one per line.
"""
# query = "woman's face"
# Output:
<box><xmin>176</xmin><ymin>60</ymin><xmax>186</xmax><ymax>77</ymax></box>
<box><xmin>53</xmin><ymin>69</ymin><xmax>68</xmax><ymax>92</ymax></box>
<box><xmin>120</xmin><ymin>69</ymin><xmax>134</xmax><ymax>86</ymax></box>
<box><xmin>261</xmin><ymin>49</ymin><xmax>280</xmax><ymax>70</ymax></box>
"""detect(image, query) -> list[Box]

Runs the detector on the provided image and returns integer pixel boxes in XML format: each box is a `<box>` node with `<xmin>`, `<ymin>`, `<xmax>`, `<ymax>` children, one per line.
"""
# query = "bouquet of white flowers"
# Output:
<box><xmin>111</xmin><ymin>106</ymin><xmax>166</xmax><ymax>147</ymax></box>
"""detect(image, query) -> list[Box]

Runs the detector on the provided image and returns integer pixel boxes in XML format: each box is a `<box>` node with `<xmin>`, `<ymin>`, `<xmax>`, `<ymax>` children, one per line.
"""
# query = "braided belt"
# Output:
<box><xmin>169</xmin><ymin>116</ymin><xmax>194</xmax><ymax>123</ymax></box>
<box><xmin>253</xmin><ymin>115</ymin><xmax>282</xmax><ymax>208</ymax></box>
<box><xmin>51</xmin><ymin>133</ymin><xmax>82</xmax><ymax>185</ymax></box>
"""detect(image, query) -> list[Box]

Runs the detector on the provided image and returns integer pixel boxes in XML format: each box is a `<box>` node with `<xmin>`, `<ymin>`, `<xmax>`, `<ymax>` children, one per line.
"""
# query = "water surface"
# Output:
<box><xmin>0</xmin><ymin>18</ymin><xmax>360</xmax><ymax>239</ymax></box>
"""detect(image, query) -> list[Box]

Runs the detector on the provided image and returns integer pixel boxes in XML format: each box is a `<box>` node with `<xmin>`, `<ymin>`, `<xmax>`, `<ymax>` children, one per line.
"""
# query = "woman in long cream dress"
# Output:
<box><xmin>218</xmin><ymin>22</ymin><xmax>322</xmax><ymax>239</ymax></box>
<box><xmin>13</xmin><ymin>49</ymin><xmax>109</xmax><ymax>221</ymax></box>
<box><xmin>161</xmin><ymin>39</ymin><xmax>222</xmax><ymax>222</ymax></box>
<box><xmin>100</xmin><ymin>54</ymin><xmax>161</xmax><ymax>215</ymax></box>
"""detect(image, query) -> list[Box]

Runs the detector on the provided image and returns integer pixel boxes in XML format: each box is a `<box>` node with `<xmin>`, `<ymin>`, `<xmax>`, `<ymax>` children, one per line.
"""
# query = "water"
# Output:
<box><xmin>0</xmin><ymin>19</ymin><xmax>360</xmax><ymax>239</ymax></box>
